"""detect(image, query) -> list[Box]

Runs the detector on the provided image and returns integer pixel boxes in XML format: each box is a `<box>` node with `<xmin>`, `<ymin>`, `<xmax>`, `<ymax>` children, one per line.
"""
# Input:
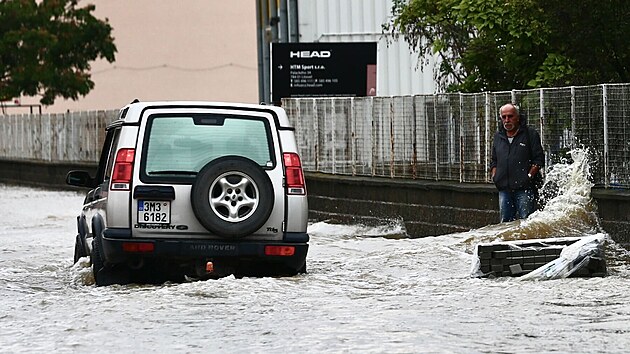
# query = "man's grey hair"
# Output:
<box><xmin>499</xmin><ymin>103</ymin><xmax>520</xmax><ymax>116</ymax></box>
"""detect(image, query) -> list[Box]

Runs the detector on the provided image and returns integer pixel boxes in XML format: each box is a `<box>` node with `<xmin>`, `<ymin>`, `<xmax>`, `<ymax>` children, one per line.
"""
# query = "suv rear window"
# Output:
<box><xmin>141</xmin><ymin>114</ymin><xmax>274</xmax><ymax>182</ymax></box>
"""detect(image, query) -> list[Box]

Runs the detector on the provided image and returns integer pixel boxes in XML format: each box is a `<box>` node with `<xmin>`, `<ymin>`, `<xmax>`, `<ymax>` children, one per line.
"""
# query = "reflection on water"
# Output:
<box><xmin>1</xmin><ymin>149</ymin><xmax>630</xmax><ymax>353</ymax></box>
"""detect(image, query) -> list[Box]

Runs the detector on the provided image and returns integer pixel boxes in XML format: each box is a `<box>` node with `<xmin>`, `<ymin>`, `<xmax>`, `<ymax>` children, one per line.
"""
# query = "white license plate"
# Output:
<box><xmin>138</xmin><ymin>200</ymin><xmax>171</xmax><ymax>224</ymax></box>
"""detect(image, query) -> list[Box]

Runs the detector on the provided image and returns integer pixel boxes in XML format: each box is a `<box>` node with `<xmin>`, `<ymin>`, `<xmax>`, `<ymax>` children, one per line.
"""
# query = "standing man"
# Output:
<box><xmin>490</xmin><ymin>103</ymin><xmax>545</xmax><ymax>222</ymax></box>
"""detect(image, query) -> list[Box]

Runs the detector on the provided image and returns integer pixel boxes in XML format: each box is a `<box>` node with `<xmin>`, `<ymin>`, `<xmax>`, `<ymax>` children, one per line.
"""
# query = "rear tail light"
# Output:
<box><xmin>265</xmin><ymin>245</ymin><xmax>295</xmax><ymax>256</ymax></box>
<box><xmin>283</xmin><ymin>152</ymin><xmax>306</xmax><ymax>195</ymax></box>
<box><xmin>122</xmin><ymin>242</ymin><xmax>154</xmax><ymax>253</ymax></box>
<box><xmin>111</xmin><ymin>148</ymin><xmax>135</xmax><ymax>190</ymax></box>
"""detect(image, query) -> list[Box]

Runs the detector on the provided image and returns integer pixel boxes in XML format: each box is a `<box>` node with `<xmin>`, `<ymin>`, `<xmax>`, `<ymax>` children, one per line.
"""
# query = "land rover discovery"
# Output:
<box><xmin>67</xmin><ymin>100</ymin><xmax>309</xmax><ymax>286</ymax></box>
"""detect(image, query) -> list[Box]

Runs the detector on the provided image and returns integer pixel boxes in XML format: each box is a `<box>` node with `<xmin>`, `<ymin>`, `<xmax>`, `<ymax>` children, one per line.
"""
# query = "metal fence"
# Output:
<box><xmin>0</xmin><ymin>84</ymin><xmax>628</xmax><ymax>189</ymax></box>
<box><xmin>0</xmin><ymin>110</ymin><xmax>117</xmax><ymax>164</ymax></box>
<box><xmin>283</xmin><ymin>84</ymin><xmax>630</xmax><ymax>189</ymax></box>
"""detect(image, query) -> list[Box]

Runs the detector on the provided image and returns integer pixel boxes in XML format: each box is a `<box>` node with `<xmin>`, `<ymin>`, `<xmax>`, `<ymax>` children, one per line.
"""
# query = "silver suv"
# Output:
<box><xmin>67</xmin><ymin>100</ymin><xmax>309</xmax><ymax>286</ymax></box>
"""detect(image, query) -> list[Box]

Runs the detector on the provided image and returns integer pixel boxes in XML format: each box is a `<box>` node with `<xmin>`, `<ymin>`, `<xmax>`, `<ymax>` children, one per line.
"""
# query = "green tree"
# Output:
<box><xmin>385</xmin><ymin>0</ymin><xmax>630</xmax><ymax>92</ymax></box>
<box><xmin>537</xmin><ymin>0</ymin><xmax>630</xmax><ymax>85</ymax></box>
<box><xmin>0</xmin><ymin>0</ymin><xmax>116</xmax><ymax>105</ymax></box>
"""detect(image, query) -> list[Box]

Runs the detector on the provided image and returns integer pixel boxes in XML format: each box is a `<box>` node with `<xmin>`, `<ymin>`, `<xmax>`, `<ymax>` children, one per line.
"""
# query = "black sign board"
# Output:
<box><xmin>271</xmin><ymin>42</ymin><xmax>377</xmax><ymax>104</ymax></box>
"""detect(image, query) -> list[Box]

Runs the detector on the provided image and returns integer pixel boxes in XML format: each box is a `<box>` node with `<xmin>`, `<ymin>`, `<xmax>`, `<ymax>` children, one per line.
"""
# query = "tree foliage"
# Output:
<box><xmin>0</xmin><ymin>0</ymin><xmax>116</xmax><ymax>105</ymax></box>
<box><xmin>384</xmin><ymin>0</ymin><xmax>630</xmax><ymax>92</ymax></box>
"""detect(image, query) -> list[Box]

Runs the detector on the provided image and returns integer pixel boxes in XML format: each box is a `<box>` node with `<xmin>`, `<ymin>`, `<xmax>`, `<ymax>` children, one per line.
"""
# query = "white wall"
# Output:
<box><xmin>297</xmin><ymin>0</ymin><xmax>436</xmax><ymax>96</ymax></box>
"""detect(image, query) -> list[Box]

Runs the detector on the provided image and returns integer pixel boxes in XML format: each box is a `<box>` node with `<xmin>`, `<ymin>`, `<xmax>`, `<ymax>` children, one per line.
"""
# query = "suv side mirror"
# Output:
<box><xmin>66</xmin><ymin>170</ymin><xmax>96</xmax><ymax>188</ymax></box>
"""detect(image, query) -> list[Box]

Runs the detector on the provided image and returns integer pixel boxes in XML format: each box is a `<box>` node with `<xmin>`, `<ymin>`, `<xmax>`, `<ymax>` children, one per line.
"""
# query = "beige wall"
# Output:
<box><xmin>18</xmin><ymin>0</ymin><xmax>258</xmax><ymax>114</ymax></box>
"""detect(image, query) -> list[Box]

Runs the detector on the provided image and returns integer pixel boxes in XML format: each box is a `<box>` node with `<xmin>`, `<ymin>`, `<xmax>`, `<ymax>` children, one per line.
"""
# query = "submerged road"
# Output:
<box><xmin>1</xmin><ymin>182</ymin><xmax>630</xmax><ymax>353</ymax></box>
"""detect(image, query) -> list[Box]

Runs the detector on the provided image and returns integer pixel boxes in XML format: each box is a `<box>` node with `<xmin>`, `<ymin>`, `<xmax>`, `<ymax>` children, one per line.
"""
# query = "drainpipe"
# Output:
<box><xmin>279</xmin><ymin>0</ymin><xmax>288</xmax><ymax>42</ymax></box>
<box><xmin>256</xmin><ymin>0</ymin><xmax>274</xmax><ymax>104</ymax></box>
<box><xmin>603</xmin><ymin>84</ymin><xmax>609</xmax><ymax>187</ymax></box>
<box><xmin>289</xmin><ymin>0</ymin><xmax>299</xmax><ymax>42</ymax></box>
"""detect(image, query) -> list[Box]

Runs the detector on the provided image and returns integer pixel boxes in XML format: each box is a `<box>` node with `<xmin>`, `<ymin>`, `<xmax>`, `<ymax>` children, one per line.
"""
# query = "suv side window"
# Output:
<box><xmin>92</xmin><ymin>127</ymin><xmax>119</xmax><ymax>185</ymax></box>
<box><xmin>85</xmin><ymin>127</ymin><xmax>120</xmax><ymax>202</ymax></box>
<box><xmin>103</xmin><ymin>128</ymin><xmax>121</xmax><ymax>184</ymax></box>
<box><xmin>140</xmin><ymin>114</ymin><xmax>274</xmax><ymax>182</ymax></box>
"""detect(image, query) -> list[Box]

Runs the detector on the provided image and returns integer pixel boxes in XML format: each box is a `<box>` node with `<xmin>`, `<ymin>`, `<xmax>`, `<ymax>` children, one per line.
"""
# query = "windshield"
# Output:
<box><xmin>143</xmin><ymin>114</ymin><xmax>274</xmax><ymax>179</ymax></box>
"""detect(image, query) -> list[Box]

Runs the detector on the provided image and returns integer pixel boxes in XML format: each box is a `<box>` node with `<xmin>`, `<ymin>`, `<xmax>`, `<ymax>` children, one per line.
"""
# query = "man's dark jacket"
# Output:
<box><xmin>490</xmin><ymin>117</ymin><xmax>545</xmax><ymax>192</ymax></box>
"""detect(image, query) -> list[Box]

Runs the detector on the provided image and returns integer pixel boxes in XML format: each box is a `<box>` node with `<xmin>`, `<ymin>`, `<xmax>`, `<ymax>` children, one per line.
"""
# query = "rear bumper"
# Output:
<box><xmin>101</xmin><ymin>228</ymin><xmax>309</xmax><ymax>270</ymax></box>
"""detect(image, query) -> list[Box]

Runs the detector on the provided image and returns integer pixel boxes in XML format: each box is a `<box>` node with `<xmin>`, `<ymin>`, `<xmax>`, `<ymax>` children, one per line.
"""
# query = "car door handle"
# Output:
<box><xmin>133</xmin><ymin>186</ymin><xmax>176</xmax><ymax>200</ymax></box>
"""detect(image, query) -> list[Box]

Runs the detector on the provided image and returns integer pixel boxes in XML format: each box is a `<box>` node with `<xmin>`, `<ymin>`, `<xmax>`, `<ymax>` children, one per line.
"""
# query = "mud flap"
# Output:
<box><xmin>95</xmin><ymin>266</ymin><xmax>132</xmax><ymax>286</ymax></box>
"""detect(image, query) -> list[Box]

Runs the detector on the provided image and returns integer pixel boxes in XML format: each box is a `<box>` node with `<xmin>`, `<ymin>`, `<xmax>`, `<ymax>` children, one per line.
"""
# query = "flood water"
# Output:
<box><xmin>2</xmin><ymin>149</ymin><xmax>630</xmax><ymax>353</ymax></box>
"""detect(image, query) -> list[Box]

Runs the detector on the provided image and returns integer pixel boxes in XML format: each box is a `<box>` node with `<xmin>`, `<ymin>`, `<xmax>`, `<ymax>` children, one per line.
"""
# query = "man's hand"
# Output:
<box><xmin>528</xmin><ymin>164</ymin><xmax>540</xmax><ymax>177</ymax></box>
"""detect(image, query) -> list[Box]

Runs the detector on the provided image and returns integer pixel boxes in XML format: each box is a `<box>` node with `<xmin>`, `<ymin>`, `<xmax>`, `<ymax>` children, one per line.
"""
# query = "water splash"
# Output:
<box><xmin>311</xmin><ymin>148</ymin><xmax>605</xmax><ymax>247</ymax></box>
<box><xmin>464</xmin><ymin>148</ymin><xmax>602</xmax><ymax>246</ymax></box>
<box><xmin>309</xmin><ymin>218</ymin><xmax>408</xmax><ymax>240</ymax></box>
<box><xmin>459</xmin><ymin>148</ymin><xmax>630</xmax><ymax>278</ymax></box>
<box><xmin>70</xmin><ymin>257</ymin><xmax>94</xmax><ymax>286</ymax></box>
